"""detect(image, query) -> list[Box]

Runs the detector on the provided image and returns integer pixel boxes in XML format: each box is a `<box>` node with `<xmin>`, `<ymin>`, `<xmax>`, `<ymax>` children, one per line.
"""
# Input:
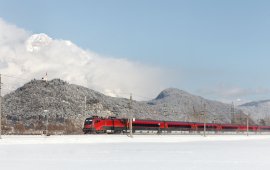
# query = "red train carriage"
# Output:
<box><xmin>83</xmin><ymin>116</ymin><xmax>127</xmax><ymax>134</ymax></box>
<box><xmin>82</xmin><ymin>116</ymin><xmax>269</xmax><ymax>134</ymax></box>
<box><xmin>258</xmin><ymin>126</ymin><xmax>270</xmax><ymax>132</ymax></box>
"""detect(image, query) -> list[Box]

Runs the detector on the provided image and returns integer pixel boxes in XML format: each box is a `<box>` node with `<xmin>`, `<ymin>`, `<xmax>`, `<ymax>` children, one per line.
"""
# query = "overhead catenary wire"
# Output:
<box><xmin>1</xmin><ymin>84</ymin><xmax>23</xmax><ymax>95</ymax></box>
<box><xmin>2</xmin><ymin>74</ymin><xmax>156</xmax><ymax>100</ymax></box>
<box><xmin>0</xmin><ymin>73</ymin><xmax>43</xmax><ymax>95</ymax></box>
<box><xmin>110</xmin><ymin>91</ymin><xmax>155</xmax><ymax>101</ymax></box>
<box><xmin>1</xmin><ymin>74</ymin><xmax>30</xmax><ymax>81</ymax></box>
<box><xmin>1</xmin><ymin>74</ymin><xmax>30</xmax><ymax>89</ymax></box>
<box><xmin>2</xmin><ymin>78</ymin><xmax>27</xmax><ymax>85</ymax></box>
<box><xmin>0</xmin><ymin>73</ymin><xmax>181</xmax><ymax>136</ymax></box>
<box><xmin>0</xmin><ymin>74</ymin><xmax>1</xmax><ymax>139</ymax></box>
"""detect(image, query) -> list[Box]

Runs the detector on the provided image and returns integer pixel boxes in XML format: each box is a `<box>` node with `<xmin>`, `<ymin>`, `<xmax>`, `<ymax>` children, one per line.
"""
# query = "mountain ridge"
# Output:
<box><xmin>238</xmin><ymin>100</ymin><xmax>270</xmax><ymax>125</ymax></box>
<box><xmin>1</xmin><ymin>79</ymin><xmax>249</xmax><ymax>134</ymax></box>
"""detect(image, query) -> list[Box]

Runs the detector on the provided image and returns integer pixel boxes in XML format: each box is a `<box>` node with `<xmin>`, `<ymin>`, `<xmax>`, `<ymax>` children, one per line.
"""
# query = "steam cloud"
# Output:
<box><xmin>0</xmin><ymin>18</ymin><xmax>166</xmax><ymax>100</ymax></box>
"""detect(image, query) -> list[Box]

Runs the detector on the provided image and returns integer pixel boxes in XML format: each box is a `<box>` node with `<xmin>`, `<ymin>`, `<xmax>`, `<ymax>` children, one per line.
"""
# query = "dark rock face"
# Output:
<box><xmin>1</xmin><ymin>79</ymin><xmax>247</xmax><ymax>134</ymax></box>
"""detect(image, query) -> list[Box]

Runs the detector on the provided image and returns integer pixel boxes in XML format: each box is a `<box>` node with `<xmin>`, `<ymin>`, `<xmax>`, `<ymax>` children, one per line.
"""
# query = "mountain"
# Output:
<box><xmin>146</xmin><ymin>88</ymin><xmax>246</xmax><ymax>124</ymax></box>
<box><xmin>1</xmin><ymin>79</ymin><xmax>248</xmax><ymax>134</ymax></box>
<box><xmin>26</xmin><ymin>33</ymin><xmax>52</xmax><ymax>52</ymax></box>
<box><xmin>238</xmin><ymin>100</ymin><xmax>270</xmax><ymax>125</ymax></box>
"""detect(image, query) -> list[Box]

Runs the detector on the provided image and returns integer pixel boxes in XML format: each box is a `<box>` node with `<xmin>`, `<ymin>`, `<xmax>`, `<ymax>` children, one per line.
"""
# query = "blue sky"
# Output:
<box><xmin>0</xmin><ymin>0</ymin><xmax>270</xmax><ymax>103</ymax></box>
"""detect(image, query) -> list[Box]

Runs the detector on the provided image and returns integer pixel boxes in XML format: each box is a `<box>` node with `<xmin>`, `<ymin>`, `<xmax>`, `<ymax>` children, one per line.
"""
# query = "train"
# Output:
<box><xmin>82</xmin><ymin>115</ymin><xmax>270</xmax><ymax>134</ymax></box>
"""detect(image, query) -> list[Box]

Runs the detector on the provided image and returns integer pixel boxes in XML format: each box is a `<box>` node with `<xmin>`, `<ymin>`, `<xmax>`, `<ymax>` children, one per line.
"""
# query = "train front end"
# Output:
<box><xmin>83</xmin><ymin>117</ymin><xmax>95</xmax><ymax>134</ymax></box>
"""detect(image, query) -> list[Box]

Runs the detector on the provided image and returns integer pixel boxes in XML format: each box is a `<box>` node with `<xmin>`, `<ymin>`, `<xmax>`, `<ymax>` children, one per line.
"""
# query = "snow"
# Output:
<box><xmin>1</xmin><ymin>135</ymin><xmax>270</xmax><ymax>170</ymax></box>
<box><xmin>26</xmin><ymin>33</ymin><xmax>52</xmax><ymax>52</ymax></box>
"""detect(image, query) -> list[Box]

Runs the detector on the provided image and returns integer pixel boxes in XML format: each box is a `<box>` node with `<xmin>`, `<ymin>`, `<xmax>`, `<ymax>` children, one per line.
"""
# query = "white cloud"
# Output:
<box><xmin>0</xmin><ymin>18</ymin><xmax>166</xmax><ymax>100</ymax></box>
<box><xmin>197</xmin><ymin>84</ymin><xmax>270</xmax><ymax>104</ymax></box>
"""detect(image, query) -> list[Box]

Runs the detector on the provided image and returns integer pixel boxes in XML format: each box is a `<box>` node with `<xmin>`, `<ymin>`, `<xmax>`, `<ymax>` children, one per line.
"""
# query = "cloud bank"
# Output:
<box><xmin>197</xmin><ymin>84</ymin><xmax>270</xmax><ymax>104</ymax></box>
<box><xmin>0</xmin><ymin>18</ymin><xmax>166</xmax><ymax>100</ymax></box>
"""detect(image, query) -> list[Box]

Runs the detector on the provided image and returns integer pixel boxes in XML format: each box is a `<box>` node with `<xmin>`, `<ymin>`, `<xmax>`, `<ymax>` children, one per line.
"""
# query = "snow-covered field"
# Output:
<box><xmin>1</xmin><ymin>135</ymin><xmax>270</xmax><ymax>170</ymax></box>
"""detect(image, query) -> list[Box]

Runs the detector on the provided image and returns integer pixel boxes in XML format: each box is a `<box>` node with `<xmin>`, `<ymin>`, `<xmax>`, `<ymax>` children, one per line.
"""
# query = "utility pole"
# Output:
<box><xmin>84</xmin><ymin>96</ymin><xmax>87</xmax><ymax>116</ymax></box>
<box><xmin>43</xmin><ymin>73</ymin><xmax>49</xmax><ymax>136</ymax></box>
<box><xmin>0</xmin><ymin>74</ymin><xmax>2</xmax><ymax>139</ymax></box>
<box><xmin>192</xmin><ymin>106</ymin><xmax>196</xmax><ymax>122</ymax></box>
<box><xmin>44</xmin><ymin>110</ymin><xmax>49</xmax><ymax>136</ymax></box>
<box><xmin>231</xmin><ymin>102</ymin><xmax>235</xmax><ymax>124</ymax></box>
<box><xmin>203</xmin><ymin>103</ymin><xmax>206</xmax><ymax>137</ymax></box>
<box><xmin>46</xmin><ymin>112</ymin><xmax>48</xmax><ymax>136</ymax></box>
<box><xmin>246</xmin><ymin>114</ymin><xmax>249</xmax><ymax>136</ymax></box>
<box><xmin>129</xmin><ymin>94</ymin><xmax>133</xmax><ymax>138</ymax></box>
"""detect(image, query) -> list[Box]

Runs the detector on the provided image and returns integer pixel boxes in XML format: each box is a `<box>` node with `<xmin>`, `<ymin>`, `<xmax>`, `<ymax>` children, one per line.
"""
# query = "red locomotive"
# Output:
<box><xmin>83</xmin><ymin>116</ymin><xmax>270</xmax><ymax>134</ymax></box>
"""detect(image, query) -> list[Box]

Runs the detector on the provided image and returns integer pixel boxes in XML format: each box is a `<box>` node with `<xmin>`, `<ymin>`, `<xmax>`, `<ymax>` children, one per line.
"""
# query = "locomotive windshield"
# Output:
<box><xmin>85</xmin><ymin>118</ymin><xmax>93</xmax><ymax>125</ymax></box>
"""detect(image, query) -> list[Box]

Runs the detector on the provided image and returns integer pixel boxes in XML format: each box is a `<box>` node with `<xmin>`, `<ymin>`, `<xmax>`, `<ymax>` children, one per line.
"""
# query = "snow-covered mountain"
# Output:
<box><xmin>146</xmin><ymin>88</ymin><xmax>243</xmax><ymax>123</ymax></box>
<box><xmin>2</xmin><ymin>79</ymin><xmax>249</xmax><ymax>134</ymax></box>
<box><xmin>26</xmin><ymin>33</ymin><xmax>52</xmax><ymax>52</ymax></box>
<box><xmin>238</xmin><ymin>100</ymin><xmax>270</xmax><ymax>125</ymax></box>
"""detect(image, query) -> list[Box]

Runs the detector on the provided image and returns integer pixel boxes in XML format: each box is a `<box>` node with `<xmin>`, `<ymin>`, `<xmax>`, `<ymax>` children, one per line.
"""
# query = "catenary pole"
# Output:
<box><xmin>46</xmin><ymin>111</ymin><xmax>48</xmax><ymax>136</ymax></box>
<box><xmin>247</xmin><ymin>115</ymin><xmax>249</xmax><ymax>136</ymax></box>
<box><xmin>84</xmin><ymin>96</ymin><xmax>87</xmax><ymax>116</ymax></box>
<box><xmin>44</xmin><ymin>73</ymin><xmax>49</xmax><ymax>136</ymax></box>
<box><xmin>129</xmin><ymin>94</ymin><xmax>133</xmax><ymax>138</ymax></box>
<box><xmin>0</xmin><ymin>74</ymin><xmax>2</xmax><ymax>139</ymax></box>
<box><xmin>203</xmin><ymin>103</ymin><xmax>206</xmax><ymax>137</ymax></box>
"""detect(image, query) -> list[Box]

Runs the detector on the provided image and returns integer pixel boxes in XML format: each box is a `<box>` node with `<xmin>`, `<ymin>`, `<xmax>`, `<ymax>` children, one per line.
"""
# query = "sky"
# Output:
<box><xmin>0</xmin><ymin>0</ymin><xmax>270</xmax><ymax>103</ymax></box>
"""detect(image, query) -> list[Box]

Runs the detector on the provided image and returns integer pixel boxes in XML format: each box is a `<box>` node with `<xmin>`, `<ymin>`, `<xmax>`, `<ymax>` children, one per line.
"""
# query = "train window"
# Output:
<box><xmin>85</xmin><ymin>119</ymin><xmax>92</xmax><ymax>125</ymax></box>
<box><xmin>168</xmin><ymin>125</ymin><xmax>191</xmax><ymax>128</ymax></box>
<box><xmin>133</xmin><ymin>123</ymin><xmax>160</xmax><ymax>127</ymax></box>
<box><xmin>222</xmin><ymin>126</ymin><xmax>238</xmax><ymax>129</ymax></box>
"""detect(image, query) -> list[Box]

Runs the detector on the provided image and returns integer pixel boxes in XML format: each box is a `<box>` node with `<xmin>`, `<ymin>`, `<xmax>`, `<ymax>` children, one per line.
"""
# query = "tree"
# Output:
<box><xmin>14</xmin><ymin>123</ymin><xmax>25</xmax><ymax>134</ymax></box>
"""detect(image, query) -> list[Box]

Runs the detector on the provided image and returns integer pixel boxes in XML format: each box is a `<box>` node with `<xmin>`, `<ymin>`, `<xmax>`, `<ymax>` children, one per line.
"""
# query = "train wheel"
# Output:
<box><xmin>114</xmin><ymin>130</ymin><xmax>122</xmax><ymax>134</ymax></box>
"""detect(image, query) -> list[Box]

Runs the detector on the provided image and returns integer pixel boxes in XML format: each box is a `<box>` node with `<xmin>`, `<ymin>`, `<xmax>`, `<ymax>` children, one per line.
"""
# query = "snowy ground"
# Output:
<box><xmin>1</xmin><ymin>135</ymin><xmax>270</xmax><ymax>170</ymax></box>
